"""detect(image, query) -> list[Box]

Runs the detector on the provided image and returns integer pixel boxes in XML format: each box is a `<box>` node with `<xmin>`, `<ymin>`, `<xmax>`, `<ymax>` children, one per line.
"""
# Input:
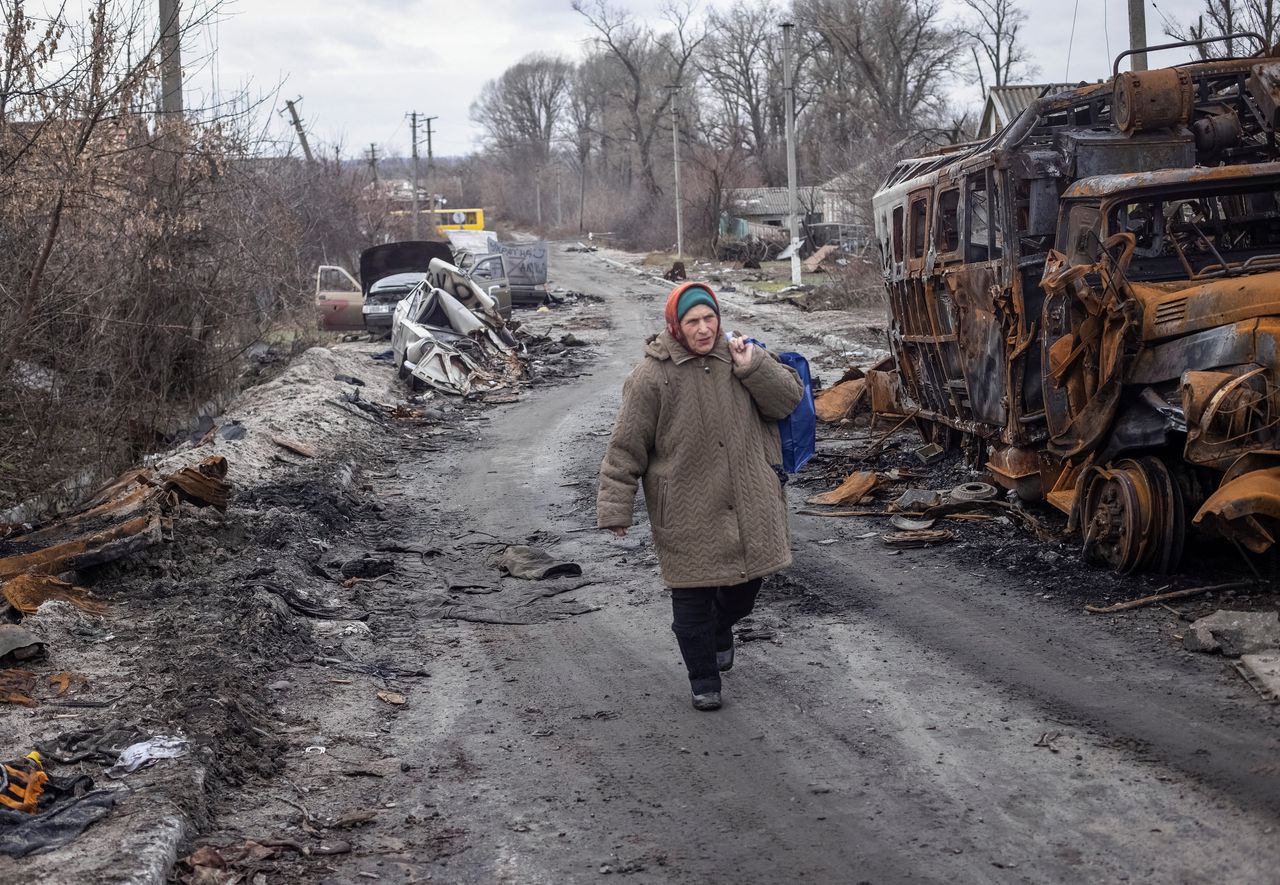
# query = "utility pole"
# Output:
<box><xmin>366</xmin><ymin>143</ymin><xmax>380</xmax><ymax>184</ymax></box>
<box><xmin>158</xmin><ymin>0</ymin><xmax>183</xmax><ymax>116</ymax></box>
<box><xmin>782</xmin><ymin>21</ymin><xmax>801</xmax><ymax>284</ymax></box>
<box><xmin>409</xmin><ymin>112</ymin><xmax>421</xmax><ymax>238</ymax></box>
<box><xmin>281</xmin><ymin>98</ymin><xmax>314</xmax><ymax>163</ymax></box>
<box><xmin>424</xmin><ymin>116</ymin><xmax>438</xmax><ymax>216</ymax></box>
<box><xmin>1128</xmin><ymin>0</ymin><xmax>1148</xmax><ymax>71</ymax></box>
<box><xmin>669</xmin><ymin>85</ymin><xmax>684</xmax><ymax>260</ymax></box>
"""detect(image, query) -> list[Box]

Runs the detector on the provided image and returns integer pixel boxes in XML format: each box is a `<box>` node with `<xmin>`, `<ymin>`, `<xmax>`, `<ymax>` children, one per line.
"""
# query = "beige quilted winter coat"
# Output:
<box><xmin>597</xmin><ymin>330</ymin><xmax>804</xmax><ymax>588</ymax></box>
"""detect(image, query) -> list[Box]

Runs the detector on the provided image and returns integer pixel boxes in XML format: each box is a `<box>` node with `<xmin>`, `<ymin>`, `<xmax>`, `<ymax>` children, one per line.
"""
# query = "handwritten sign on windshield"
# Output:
<box><xmin>487</xmin><ymin>238</ymin><xmax>548</xmax><ymax>287</ymax></box>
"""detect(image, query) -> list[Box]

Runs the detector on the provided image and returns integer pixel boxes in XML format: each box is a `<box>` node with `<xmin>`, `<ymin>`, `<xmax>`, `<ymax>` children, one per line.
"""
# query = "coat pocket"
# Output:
<box><xmin>652</xmin><ymin>478</ymin><xmax>667</xmax><ymax>529</ymax></box>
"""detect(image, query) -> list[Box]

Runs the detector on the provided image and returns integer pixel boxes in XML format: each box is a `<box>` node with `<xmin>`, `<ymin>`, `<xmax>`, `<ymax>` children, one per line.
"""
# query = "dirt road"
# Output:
<box><xmin>18</xmin><ymin>247</ymin><xmax>1275</xmax><ymax>884</ymax></box>
<box><xmin>160</xmin><ymin>246</ymin><xmax>1274</xmax><ymax>885</ymax></box>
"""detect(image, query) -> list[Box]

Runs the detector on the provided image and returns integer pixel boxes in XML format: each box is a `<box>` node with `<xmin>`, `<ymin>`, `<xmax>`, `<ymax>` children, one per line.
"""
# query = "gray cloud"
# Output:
<box><xmin>205</xmin><ymin>0</ymin><xmax>1213</xmax><ymax>158</ymax></box>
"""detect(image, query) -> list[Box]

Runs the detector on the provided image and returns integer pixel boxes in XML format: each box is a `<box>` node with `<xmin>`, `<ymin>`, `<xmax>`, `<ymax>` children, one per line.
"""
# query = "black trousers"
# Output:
<box><xmin>670</xmin><ymin>578</ymin><xmax>763</xmax><ymax>694</ymax></box>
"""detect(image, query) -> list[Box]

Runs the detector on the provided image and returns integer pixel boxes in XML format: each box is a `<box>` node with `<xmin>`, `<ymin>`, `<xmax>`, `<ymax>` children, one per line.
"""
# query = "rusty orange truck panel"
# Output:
<box><xmin>873</xmin><ymin>45</ymin><xmax>1280</xmax><ymax>572</ymax></box>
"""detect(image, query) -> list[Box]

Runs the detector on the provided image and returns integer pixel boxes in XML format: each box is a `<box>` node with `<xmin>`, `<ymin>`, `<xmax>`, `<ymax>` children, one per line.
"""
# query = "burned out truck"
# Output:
<box><xmin>872</xmin><ymin>37</ymin><xmax>1280</xmax><ymax>573</ymax></box>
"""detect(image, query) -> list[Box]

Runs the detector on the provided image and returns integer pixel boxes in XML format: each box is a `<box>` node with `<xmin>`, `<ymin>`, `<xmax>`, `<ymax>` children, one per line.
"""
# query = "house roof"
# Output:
<box><xmin>978</xmin><ymin>84</ymin><xmax>1078</xmax><ymax>137</ymax></box>
<box><xmin>724</xmin><ymin>186</ymin><xmax>823</xmax><ymax>216</ymax></box>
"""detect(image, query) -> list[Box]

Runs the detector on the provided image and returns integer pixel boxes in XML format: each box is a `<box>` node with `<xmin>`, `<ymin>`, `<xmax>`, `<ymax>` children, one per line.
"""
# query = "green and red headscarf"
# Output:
<box><xmin>664</xmin><ymin>282</ymin><xmax>720</xmax><ymax>348</ymax></box>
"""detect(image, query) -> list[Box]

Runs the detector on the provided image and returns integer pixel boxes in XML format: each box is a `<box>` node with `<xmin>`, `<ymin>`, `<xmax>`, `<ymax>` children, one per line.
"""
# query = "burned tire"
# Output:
<box><xmin>1137</xmin><ymin>456</ymin><xmax>1186</xmax><ymax>574</ymax></box>
<box><xmin>1080</xmin><ymin>457</ymin><xmax>1185</xmax><ymax>574</ymax></box>
<box><xmin>1081</xmin><ymin>464</ymin><xmax>1146</xmax><ymax>574</ymax></box>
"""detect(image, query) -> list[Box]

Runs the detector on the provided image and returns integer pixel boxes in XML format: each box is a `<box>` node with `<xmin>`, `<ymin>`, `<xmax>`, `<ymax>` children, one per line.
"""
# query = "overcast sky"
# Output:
<box><xmin>188</xmin><ymin>0</ymin><xmax>1211</xmax><ymax>160</ymax></box>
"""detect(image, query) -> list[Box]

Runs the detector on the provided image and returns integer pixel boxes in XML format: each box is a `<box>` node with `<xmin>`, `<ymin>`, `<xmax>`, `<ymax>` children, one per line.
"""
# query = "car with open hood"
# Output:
<box><xmin>314</xmin><ymin>241</ymin><xmax>512</xmax><ymax>336</ymax></box>
<box><xmin>360</xmin><ymin>241</ymin><xmax>455</xmax><ymax>337</ymax></box>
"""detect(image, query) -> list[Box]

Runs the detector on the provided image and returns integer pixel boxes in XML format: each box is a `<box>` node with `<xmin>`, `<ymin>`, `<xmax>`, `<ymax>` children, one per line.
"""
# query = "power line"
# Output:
<box><xmin>1103</xmin><ymin>0</ymin><xmax>1112</xmax><ymax>68</ymax></box>
<box><xmin>1065</xmin><ymin>0</ymin><xmax>1082</xmax><ymax>80</ymax></box>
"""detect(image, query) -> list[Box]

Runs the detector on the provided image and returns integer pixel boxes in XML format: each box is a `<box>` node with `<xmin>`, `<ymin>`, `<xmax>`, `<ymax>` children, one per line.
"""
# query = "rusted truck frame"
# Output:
<box><xmin>872</xmin><ymin>37</ymin><xmax>1280</xmax><ymax>572</ymax></box>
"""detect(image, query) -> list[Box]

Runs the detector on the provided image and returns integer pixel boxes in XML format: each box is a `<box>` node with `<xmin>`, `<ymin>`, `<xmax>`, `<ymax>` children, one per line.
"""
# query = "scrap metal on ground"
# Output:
<box><xmin>873</xmin><ymin>37</ymin><xmax>1280</xmax><ymax>572</ymax></box>
<box><xmin>390</xmin><ymin>258</ymin><xmax>525</xmax><ymax>396</ymax></box>
<box><xmin>0</xmin><ymin>456</ymin><xmax>229</xmax><ymax>583</ymax></box>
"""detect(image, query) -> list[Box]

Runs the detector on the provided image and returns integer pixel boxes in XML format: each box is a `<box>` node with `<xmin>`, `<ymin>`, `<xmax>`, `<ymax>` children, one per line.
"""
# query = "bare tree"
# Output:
<box><xmin>0</xmin><ymin>0</ymin><xmax>379</xmax><ymax>512</ymax></box>
<box><xmin>1161</xmin><ymin>0</ymin><xmax>1278</xmax><ymax>57</ymax></box>
<box><xmin>561</xmin><ymin>57</ymin><xmax>606</xmax><ymax>231</ymax></box>
<box><xmin>683</xmin><ymin>113</ymin><xmax>754</xmax><ymax>254</ymax></box>
<box><xmin>796</xmin><ymin>0</ymin><xmax>963</xmax><ymax>141</ymax></box>
<box><xmin>572</xmin><ymin>0</ymin><xmax>705</xmax><ymax>197</ymax></box>
<box><xmin>471</xmin><ymin>53</ymin><xmax>572</xmax><ymax>222</ymax></box>
<box><xmin>959</xmin><ymin>0</ymin><xmax>1035</xmax><ymax>94</ymax></box>
<box><xmin>698</xmin><ymin>1</ymin><xmax>785</xmax><ymax>183</ymax></box>
<box><xmin>471</xmin><ymin>53</ymin><xmax>572</xmax><ymax>165</ymax></box>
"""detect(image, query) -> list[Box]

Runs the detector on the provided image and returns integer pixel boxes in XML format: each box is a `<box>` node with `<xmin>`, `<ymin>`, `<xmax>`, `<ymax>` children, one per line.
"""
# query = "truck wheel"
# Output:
<box><xmin>1080</xmin><ymin>457</ymin><xmax>1184</xmax><ymax>574</ymax></box>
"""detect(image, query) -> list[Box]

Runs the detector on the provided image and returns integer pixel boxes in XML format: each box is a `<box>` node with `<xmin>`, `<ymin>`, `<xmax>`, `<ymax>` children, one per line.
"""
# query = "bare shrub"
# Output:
<box><xmin>0</xmin><ymin>1</ymin><xmax>375</xmax><ymax>513</ymax></box>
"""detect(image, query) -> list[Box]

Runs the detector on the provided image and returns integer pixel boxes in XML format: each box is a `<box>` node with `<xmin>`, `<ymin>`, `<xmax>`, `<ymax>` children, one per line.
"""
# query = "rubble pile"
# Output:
<box><xmin>393</xmin><ymin>258</ymin><xmax>525</xmax><ymax>396</ymax></box>
<box><xmin>0</xmin><ymin>456</ymin><xmax>230</xmax><ymax>585</ymax></box>
<box><xmin>0</xmin><ymin>456</ymin><xmax>232</xmax><ymax>859</ymax></box>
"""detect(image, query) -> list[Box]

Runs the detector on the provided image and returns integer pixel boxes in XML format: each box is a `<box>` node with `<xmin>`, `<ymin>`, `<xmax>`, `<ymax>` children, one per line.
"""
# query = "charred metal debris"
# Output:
<box><xmin>872</xmin><ymin>37</ymin><xmax>1280</xmax><ymax>573</ymax></box>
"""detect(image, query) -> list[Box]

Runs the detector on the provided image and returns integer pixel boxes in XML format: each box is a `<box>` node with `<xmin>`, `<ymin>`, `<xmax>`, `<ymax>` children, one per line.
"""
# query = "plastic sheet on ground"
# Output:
<box><xmin>0</xmin><ymin>790</ymin><xmax>116</xmax><ymax>858</ymax></box>
<box><xmin>107</xmin><ymin>736</ymin><xmax>189</xmax><ymax>777</ymax></box>
<box><xmin>38</xmin><ymin>721</ymin><xmax>149</xmax><ymax>766</ymax></box>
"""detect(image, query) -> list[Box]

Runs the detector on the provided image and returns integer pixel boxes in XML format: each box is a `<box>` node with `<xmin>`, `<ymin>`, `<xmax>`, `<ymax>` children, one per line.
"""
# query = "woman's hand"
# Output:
<box><xmin>727</xmin><ymin>334</ymin><xmax>755</xmax><ymax>368</ymax></box>
<box><xmin>603</xmin><ymin>526</ymin><xmax>627</xmax><ymax>537</ymax></box>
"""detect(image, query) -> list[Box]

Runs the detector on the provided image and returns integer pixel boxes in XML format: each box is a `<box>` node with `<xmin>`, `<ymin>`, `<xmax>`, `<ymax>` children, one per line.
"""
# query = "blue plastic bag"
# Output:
<box><xmin>741</xmin><ymin>338</ymin><xmax>816</xmax><ymax>474</ymax></box>
<box><xmin>776</xmin><ymin>351</ymin><xmax>816</xmax><ymax>473</ymax></box>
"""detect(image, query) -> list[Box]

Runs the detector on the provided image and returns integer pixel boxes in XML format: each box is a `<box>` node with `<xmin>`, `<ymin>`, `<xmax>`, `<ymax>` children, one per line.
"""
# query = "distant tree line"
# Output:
<box><xmin>466</xmin><ymin>0</ymin><xmax>1037</xmax><ymax>252</ymax></box>
<box><xmin>464</xmin><ymin>0</ymin><xmax>1269</xmax><ymax>254</ymax></box>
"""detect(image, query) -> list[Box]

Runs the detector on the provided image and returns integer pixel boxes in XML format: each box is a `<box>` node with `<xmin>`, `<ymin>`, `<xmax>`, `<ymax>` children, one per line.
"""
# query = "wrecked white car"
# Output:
<box><xmin>391</xmin><ymin>258</ymin><xmax>524</xmax><ymax>396</ymax></box>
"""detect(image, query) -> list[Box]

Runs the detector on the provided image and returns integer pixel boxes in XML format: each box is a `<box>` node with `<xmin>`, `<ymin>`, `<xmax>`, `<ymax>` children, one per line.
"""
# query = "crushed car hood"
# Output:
<box><xmin>359</xmin><ymin>241</ymin><xmax>453</xmax><ymax>297</ymax></box>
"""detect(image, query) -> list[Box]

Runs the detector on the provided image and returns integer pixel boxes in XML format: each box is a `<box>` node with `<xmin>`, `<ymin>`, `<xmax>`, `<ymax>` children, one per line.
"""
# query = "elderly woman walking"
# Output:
<box><xmin>597</xmin><ymin>282</ymin><xmax>803</xmax><ymax>711</ymax></box>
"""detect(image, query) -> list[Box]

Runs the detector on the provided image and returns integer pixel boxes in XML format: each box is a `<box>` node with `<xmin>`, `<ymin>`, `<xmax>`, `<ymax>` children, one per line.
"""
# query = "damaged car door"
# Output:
<box><xmin>466</xmin><ymin>254</ymin><xmax>513</xmax><ymax>320</ymax></box>
<box><xmin>315</xmin><ymin>266</ymin><xmax>363</xmax><ymax>332</ymax></box>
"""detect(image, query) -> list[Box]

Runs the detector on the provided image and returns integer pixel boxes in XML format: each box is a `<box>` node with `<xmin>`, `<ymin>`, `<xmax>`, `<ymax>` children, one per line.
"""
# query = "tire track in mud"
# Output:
<box><xmin>784</xmin><ymin>512</ymin><xmax>1280</xmax><ymax>818</ymax></box>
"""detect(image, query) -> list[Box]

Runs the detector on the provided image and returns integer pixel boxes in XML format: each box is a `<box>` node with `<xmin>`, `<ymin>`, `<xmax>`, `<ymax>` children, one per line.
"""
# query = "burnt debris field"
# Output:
<box><xmin>1</xmin><ymin>247</ymin><xmax>1278</xmax><ymax>883</ymax></box>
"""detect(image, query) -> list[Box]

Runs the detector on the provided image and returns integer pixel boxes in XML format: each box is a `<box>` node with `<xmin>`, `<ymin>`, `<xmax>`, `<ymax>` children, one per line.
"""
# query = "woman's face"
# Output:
<box><xmin>680</xmin><ymin>305</ymin><xmax>720</xmax><ymax>355</ymax></box>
